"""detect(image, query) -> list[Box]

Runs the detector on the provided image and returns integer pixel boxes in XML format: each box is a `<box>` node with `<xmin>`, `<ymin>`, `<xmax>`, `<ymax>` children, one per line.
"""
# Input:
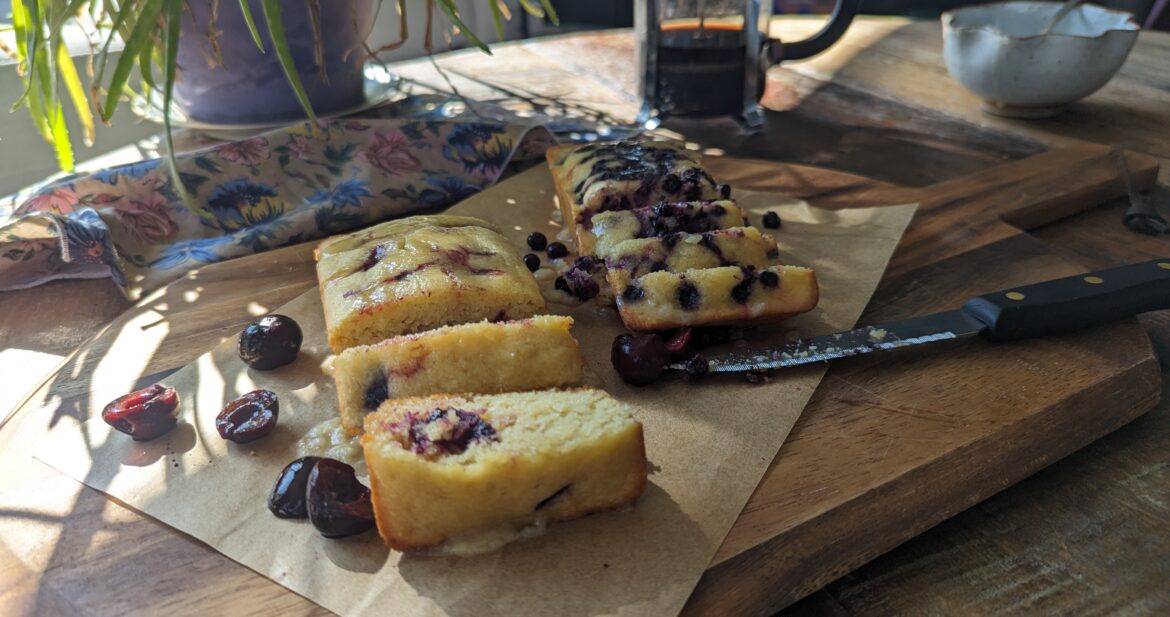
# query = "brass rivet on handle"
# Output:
<box><xmin>1159</xmin><ymin>262</ymin><xmax>1170</xmax><ymax>270</ymax></box>
<box><xmin>1006</xmin><ymin>291</ymin><xmax>1025</xmax><ymax>300</ymax></box>
<box><xmin>1084</xmin><ymin>276</ymin><xmax>1104</xmax><ymax>284</ymax></box>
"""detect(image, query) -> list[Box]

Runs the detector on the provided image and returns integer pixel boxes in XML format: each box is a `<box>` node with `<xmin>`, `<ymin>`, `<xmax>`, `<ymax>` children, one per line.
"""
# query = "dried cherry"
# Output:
<box><xmin>216</xmin><ymin>389</ymin><xmax>279</xmax><ymax>444</ymax></box>
<box><xmin>306</xmin><ymin>458</ymin><xmax>375</xmax><ymax>538</ymax></box>
<box><xmin>101</xmin><ymin>384</ymin><xmax>180</xmax><ymax>441</ymax></box>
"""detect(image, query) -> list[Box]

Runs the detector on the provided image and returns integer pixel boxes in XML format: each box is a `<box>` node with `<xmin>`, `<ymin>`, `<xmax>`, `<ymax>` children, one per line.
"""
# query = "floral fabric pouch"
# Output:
<box><xmin>0</xmin><ymin>117</ymin><xmax>554</xmax><ymax>299</ymax></box>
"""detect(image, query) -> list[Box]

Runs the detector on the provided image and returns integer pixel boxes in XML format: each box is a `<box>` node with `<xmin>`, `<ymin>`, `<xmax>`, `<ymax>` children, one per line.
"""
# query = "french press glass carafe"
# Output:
<box><xmin>635</xmin><ymin>0</ymin><xmax>862</xmax><ymax>128</ymax></box>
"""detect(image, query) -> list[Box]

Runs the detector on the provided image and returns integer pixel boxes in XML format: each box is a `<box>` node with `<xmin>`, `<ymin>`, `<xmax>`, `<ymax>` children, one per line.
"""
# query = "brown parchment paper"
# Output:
<box><xmin>35</xmin><ymin>166</ymin><xmax>916</xmax><ymax>617</ymax></box>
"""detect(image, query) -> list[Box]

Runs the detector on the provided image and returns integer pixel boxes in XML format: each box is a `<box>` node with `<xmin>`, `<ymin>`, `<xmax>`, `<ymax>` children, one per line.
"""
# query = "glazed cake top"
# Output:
<box><xmin>553</xmin><ymin>140</ymin><xmax>724</xmax><ymax>220</ymax></box>
<box><xmin>317</xmin><ymin>215</ymin><xmax>540</xmax><ymax>316</ymax></box>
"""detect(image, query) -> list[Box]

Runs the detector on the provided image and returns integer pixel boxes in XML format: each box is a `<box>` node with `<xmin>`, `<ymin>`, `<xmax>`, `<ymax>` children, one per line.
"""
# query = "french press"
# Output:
<box><xmin>635</xmin><ymin>0</ymin><xmax>862</xmax><ymax>128</ymax></box>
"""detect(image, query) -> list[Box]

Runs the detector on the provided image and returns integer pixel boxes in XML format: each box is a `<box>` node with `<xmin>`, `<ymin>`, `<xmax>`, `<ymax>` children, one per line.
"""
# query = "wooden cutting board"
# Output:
<box><xmin>5</xmin><ymin>141</ymin><xmax>1160</xmax><ymax>617</ymax></box>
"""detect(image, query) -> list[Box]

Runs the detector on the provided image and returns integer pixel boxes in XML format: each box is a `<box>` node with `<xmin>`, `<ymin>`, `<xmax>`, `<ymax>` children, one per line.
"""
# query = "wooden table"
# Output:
<box><xmin>3</xmin><ymin>17</ymin><xmax>1169</xmax><ymax>615</ymax></box>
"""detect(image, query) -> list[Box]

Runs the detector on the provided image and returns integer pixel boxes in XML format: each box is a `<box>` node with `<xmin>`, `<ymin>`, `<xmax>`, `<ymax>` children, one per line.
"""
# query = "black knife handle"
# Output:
<box><xmin>961</xmin><ymin>259</ymin><xmax>1170</xmax><ymax>342</ymax></box>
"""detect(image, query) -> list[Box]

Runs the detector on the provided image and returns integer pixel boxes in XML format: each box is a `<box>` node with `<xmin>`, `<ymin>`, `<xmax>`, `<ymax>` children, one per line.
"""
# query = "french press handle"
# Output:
<box><xmin>767</xmin><ymin>0</ymin><xmax>863</xmax><ymax>62</ymax></box>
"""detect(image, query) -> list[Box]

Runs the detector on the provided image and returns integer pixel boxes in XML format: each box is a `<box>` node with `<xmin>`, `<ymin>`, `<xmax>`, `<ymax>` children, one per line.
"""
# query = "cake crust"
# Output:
<box><xmin>316</xmin><ymin>215</ymin><xmax>545</xmax><ymax>352</ymax></box>
<box><xmin>330</xmin><ymin>316</ymin><xmax>584</xmax><ymax>433</ymax></box>
<box><xmin>363</xmin><ymin>389</ymin><xmax>647</xmax><ymax>551</ymax></box>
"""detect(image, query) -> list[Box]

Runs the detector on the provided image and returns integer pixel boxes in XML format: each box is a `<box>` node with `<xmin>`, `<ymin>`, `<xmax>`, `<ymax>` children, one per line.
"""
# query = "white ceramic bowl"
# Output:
<box><xmin>942</xmin><ymin>1</ymin><xmax>1140</xmax><ymax>118</ymax></box>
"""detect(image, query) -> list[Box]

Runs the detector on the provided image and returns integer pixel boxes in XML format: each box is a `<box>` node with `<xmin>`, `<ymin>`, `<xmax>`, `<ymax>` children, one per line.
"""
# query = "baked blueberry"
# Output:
<box><xmin>546</xmin><ymin>241</ymin><xmax>569</xmax><ymax>260</ymax></box>
<box><xmin>677</xmin><ymin>282</ymin><xmax>701</xmax><ymax>311</ymax></box>
<box><xmin>527</xmin><ymin>232</ymin><xmax>548</xmax><ymax>251</ymax></box>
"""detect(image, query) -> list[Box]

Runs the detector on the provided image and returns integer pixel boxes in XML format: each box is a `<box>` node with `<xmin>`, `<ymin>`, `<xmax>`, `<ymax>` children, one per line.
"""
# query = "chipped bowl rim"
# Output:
<box><xmin>942</xmin><ymin>1</ymin><xmax>1140</xmax><ymax>42</ymax></box>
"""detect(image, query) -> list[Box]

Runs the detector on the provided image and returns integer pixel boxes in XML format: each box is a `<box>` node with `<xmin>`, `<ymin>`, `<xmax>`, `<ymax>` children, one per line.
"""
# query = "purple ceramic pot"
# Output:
<box><xmin>175</xmin><ymin>0</ymin><xmax>378</xmax><ymax>124</ymax></box>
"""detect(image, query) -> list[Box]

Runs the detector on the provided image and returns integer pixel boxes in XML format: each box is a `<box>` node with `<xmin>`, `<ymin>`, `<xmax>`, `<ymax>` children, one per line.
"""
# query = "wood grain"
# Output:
<box><xmin>2</xmin><ymin>144</ymin><xmax>1159</xmax><ymax>617</ymax></box>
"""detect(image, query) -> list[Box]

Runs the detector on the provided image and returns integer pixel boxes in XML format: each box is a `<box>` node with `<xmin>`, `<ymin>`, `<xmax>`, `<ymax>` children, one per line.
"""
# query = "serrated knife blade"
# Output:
<box><xmin>668</xmin><ymin>309</ymin><xmax>987</xmax><ymax>373</ymax></box>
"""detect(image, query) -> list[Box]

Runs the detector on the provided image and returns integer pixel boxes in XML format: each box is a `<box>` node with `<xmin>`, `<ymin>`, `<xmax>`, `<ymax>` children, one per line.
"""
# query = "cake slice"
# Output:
<box><xmin>363</xmin><ymin>389</ymin><xmax>647</xmax><ymax>552</ymax></box>
<box><xmin>329</xmin><ymin>316</ymin><xmax>584</xmax><ymax>433</ymax></box>
<box><xmin>612</xmin><ymin>265</ymin><xmax>819</xmax><ymax>331</ymax></box>
<box><xmin>599</xmin><ymin>227</ymin><xmax>778</xmax><ymax>279</ymax></box>
<box><xmin>588</xmin><ymin>200</ymin><xmax>744</xmax><ymax>257</ymax></box>
<box><xmin>547</xmin><ymin>139</ymin><xmax>726</xmax><ymax>250</ymax></box>
<box><xmin>316</xmin><ymin>215</ymin><xmax>545</xmax><ymax>352</ymax></box>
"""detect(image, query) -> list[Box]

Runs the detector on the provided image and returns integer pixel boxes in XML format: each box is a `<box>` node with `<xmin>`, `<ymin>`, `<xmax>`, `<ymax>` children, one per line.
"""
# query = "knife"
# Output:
<box><xmin>671</xmin><ymin>258</ymin><xmax>1170</xmax><ymax>374</ymax></box>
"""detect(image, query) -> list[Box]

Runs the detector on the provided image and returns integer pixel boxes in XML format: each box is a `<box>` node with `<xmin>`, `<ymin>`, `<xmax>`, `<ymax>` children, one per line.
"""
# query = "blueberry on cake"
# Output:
<box><xmin>316</xmin><ymin>215</ymin><xmax>546</xmax><ymax>352</ymax></box>
<box><xmin>589</xmin><ymin>200</ymin><xmax>745</xmax><ymax>257</ymax></box>
<box><xmin>329</xmin><ymin>316</ymin><xmax>584</xmax><ymax>433</ymax></box>
<box><xmin>546</xmin><ymin>139</ymin><xmax>726</xmax><ymax>249</ymax></box>
<box><xmin>614</xmin><ymin>265</ymin><xmax>819</xmax><ymax>331</ymax></box>
<box><xmin>362</xmin><ymin>389</ymin><xmax>647</xmax><ymax>551</ymax></box>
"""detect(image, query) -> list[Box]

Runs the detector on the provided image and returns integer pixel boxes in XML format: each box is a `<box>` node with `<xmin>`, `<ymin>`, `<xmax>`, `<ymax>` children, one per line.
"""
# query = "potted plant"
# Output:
<box><xmin>6</xmin><ymin>0</ymin><xmax>559</xmax><ymax>177</ymax></box>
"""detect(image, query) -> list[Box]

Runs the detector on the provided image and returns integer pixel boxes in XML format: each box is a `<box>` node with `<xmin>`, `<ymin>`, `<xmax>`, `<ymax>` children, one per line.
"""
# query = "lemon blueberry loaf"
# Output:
<box><xmin>612</xmin><ymin>265</ymin><xmax>819</xmax><ymax>331</ymax></box>
<box><xmin>546</xmin><ymin>139</ymin><xmax>727</xmax><ymax>251</ymax></box>
<box><xmin>330</xmin><ymin>316</ymin><xmax>584</xmax><ymax>433</ymax></box>
<box><xmin>316</xmin><ymin>215</ymin><xmax>545</xmax><ymax>352</ymax></box>
<box><xmin>363</xmin><ymin>389</ymin><xmax>647</xmax><ymax>551</ymax></box>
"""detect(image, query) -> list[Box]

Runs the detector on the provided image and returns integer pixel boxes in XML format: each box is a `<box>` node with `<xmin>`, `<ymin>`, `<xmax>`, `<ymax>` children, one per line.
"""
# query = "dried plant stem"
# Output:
<box><xmin>305</xmin><ymin>0</ymin><xmax>326</xmax><ymax>82</ymax></box>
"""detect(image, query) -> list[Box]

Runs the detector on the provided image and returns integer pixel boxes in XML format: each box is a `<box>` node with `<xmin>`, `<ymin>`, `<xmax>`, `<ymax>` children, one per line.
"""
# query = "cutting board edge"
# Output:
<box><xmin>685</xmin><ymin>328</ymin><xmax>1161</xmax><ymax>617</ymax></box>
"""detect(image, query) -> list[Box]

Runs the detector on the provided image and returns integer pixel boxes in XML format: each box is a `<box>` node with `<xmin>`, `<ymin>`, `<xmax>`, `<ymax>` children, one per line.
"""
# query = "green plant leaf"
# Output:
<box><xmin>138</xmin><ymin>39</ymin><xmax>158</xmax><ymax>92</ymax></box>
<box><xmin>435</xmin><ymin>0</ymin><xmax>491</xmax><ymax>54</ymax></box>
<box><xmin>539</xmin><ymin>0</ymin><xmax>560</xmax><ymax>25</ymax></box>
<box><xmin>260</xmin><ymin>0</ymin><xmax>316</xmax><ymax>121</ymax></box>
<box><xmin>488</xmin><ymin>0</ymin><xmax>505</xmax><ymax>39</ymax></box>
<box><xmin>10</xmin><ymin>0</ymin><xmax>41</xmax><ymax>111</ymax></box>
<box><xmin>100</xmin><ymin>0</ymin><xmax>165</xmax><ymax>122</ymax></box>
<box><xmin>161</xmin><ymin>0</ymin><xmax>200</xmax><ymax>213</ymax></box>
<box><xmin>238</xmin><ymin>0</ymin><xmax>265</xmax><ymax>52</ymax></box>
<box><xmin>518</xmin><ymin>0</ymin><xmax>543</xmax><ymax>17</ymax></box>
<box><xmin>93</xmin><ymin>0</ymin><xmax>138</xmax><ymax>93</ymax></box>
<box><xmin>57</xmin><ymin>40</ymin><xmax>95</xmax><ymax>145</ymax></box>
<box><xmin>48</xmin><ymin>97</ymin><xmax>74</xmax><ymax>171</ymax></box>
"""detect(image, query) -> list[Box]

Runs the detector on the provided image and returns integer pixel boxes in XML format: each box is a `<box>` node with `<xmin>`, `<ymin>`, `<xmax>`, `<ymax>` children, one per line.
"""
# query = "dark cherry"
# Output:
<box><xmin>693</xmin><ymin>326</ymin><xmax>736</xmax><ymax>349</ymax></box>
<box><xmin>526</xmin><ymin>231</ymin><xmax>548</xmax><ymax>251</ymax></box>
<box><xmin>762</xmin><ymin>211</ymin><xmax>782</xmax><ymax>229</ymax></box>
<box><xmin>523</xmin><ymin>253</ymin><xmax>541</xmax><ymax>271</ymax></box>
<box><xmin>759</xmin><ymin>270</ymin><xmax>780</xmax><ymax>288</ymax></box>
<box><xmin>306</xmin><ymin>458</ymin><xmax>375</xmax><ymax>538</ymax></box>
<box><xmin>268</xmin><ymin>456</ymin><xmax>321</xmax><ymax>518</ymax></box>
<box><xmin>101</xmin><ymin>384</ymin><xmax>181</xmax><ymax>441</ymax></box>
<box><xmin>663</xmin><ymin>328</ymin><xmax>693</xmax><ymax>359</ymax></box>
<box><xmin>238</xmin><ymin>314</ymin><xmax>303</xmax><ymax>370</ymax></box>
<box><xmin>611</xmin><ymin>334</ymin><xmax>671</xmax><ymax>386</ymax></box>
<box><xmin>216</xmin><ymin>389</ymin><xmax>279</xmax><ymax>443</ymax></box>
<box><xmin>717</xmin><ymin>183</ymin><xmax>732</xmax><ymax>199</ymax></box>
<box><xmin>546</xmin><ymin>241</ymin><xmax>569</xmax><ymax>260</ymax></box>
<box><xmin>554</xmin><ymin>276</ymin><xmax>571</xmax><ymax>294</ymax></box>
